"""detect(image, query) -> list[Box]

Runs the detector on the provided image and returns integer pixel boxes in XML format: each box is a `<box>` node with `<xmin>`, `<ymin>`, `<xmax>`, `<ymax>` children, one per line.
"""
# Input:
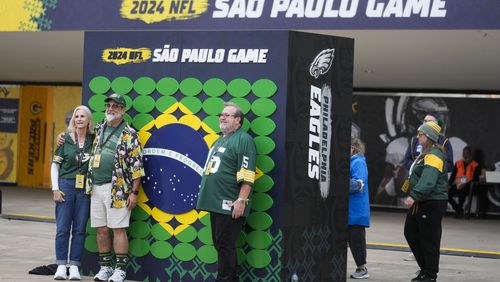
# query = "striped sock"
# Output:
<box><xmin>98</xmin><ymin>252</ymin><xmax>112</xmax><ymax>267</ymax></box>
<box><xmin>116</xmin><ymin>254</ymin><xmax>129</xmax><ymax>269</ymax></box>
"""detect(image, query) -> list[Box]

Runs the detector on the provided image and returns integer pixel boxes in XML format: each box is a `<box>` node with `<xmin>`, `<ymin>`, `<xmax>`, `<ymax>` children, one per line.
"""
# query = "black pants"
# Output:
<box><xmin>348</xmin><ymin>225</ymin><xmax>367</xmax><ymax>267</ymax></box>
<box><xmin>448</xmin><ymin>184</ymin><xmax>471</xmax><ymax>213</ymax></box>
<box><xmin>404</xmin><ymin>200</ymin><xmax>447</xmax><ymax>279</ymax></box>
<box><xmin>210</xmin><ymin>212</ymin><xmax>245</xmax><ymax>282</ymax></box>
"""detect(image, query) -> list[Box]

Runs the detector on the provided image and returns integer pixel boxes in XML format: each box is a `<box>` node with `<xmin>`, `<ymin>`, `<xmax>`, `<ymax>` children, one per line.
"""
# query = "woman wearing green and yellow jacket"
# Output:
<box><xmin>403</xmin><ymin>121</ymin><xmax>448</xmax><ymax>282</ymax></box>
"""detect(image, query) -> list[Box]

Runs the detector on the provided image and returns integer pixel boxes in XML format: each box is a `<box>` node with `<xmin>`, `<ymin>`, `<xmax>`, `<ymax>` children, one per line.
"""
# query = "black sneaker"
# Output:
<box><xmin>411</xmin><ymin>270</ymin><xmax>424</xmax><ymax>282</ymax></box>
<box><xmin>412</xmin><ymin>272</ymin><xmax>436</xmax><ymax>282</ymax></box>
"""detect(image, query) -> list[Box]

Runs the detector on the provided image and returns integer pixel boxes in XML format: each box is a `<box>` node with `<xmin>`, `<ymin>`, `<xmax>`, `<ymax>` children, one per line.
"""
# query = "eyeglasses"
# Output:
<box><xmin>417</xmin><ymin>132</ymin><xmax>424</xmax><ymax>137</ymax></box>
<box><xmin>105</xmin><ymin>103</ymin><xmax>124</xmax><ymax>110</ymax></box>
<box><xmin>218</xmin><ymin>113</ymin><xmax>235</xmax><ymax>118</ymax></box>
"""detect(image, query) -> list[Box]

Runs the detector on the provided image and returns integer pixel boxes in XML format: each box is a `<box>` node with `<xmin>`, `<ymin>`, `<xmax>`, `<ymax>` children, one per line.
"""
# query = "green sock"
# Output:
<box><xmin>116</xmin><ymin>253</ymin><xmax>129</xmax><ymax>269</ymax></box>
<box><xmin>98</xmin><ymin>252</ymin><xmax>112</xmax><ymax>267</ymax></box>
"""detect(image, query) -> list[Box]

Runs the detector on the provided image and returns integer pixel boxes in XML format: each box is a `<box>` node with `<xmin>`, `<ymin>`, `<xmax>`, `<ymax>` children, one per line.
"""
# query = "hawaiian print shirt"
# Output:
<box><xmin>86</xmin><ymin>121</ymin><xmax>145</xmax><ymax>208</ymax></box>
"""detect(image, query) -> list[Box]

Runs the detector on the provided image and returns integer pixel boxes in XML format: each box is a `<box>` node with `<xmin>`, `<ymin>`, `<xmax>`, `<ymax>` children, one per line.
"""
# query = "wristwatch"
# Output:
<box><xmin>132</xmin><ymin>190</ymin><xmax>139</xmax><ymax>195</ymax></box>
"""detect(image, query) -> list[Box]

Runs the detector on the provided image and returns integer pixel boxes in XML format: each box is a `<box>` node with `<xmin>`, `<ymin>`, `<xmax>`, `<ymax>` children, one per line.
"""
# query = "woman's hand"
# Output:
<box><xmin>404</xmin><ymin>196</ymin><xmax>415</xmax><ymax>208</ymax></box>
<box><xmin>53</xmin><ymin>190</ymin><xmax>65</xmax><ymax>203</ymax></box>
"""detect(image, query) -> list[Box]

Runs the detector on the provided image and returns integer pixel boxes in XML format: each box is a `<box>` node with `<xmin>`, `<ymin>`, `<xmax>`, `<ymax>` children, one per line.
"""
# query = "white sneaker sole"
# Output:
<box><xmin>351</xmin><ymin>273</ymin><xmax>370</xmax><ymax>279</ymax></box>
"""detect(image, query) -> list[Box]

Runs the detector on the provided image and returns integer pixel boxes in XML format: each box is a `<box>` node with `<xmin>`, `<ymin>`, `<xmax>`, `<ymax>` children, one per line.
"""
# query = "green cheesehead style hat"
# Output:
<box><xmin>418</xmin><ymin>121</ymin><xmax>441</xmax><ymax>142</ymax></box>
<box><xmin>104</xmin><ymin>93</ymin><xmax>126</xmax><ymax>107</ymax></box>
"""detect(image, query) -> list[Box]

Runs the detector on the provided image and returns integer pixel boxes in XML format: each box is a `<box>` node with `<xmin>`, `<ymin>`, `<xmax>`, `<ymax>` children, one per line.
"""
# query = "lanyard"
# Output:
<box><xmin>98</xmin><ymin>121</ymin><xmax>123</xmax><ymax>150</ymax></box>
<box><xmin>75</xmin><ymin>132</ymin><xmax>86</xmax><ymax>169</ymax></box>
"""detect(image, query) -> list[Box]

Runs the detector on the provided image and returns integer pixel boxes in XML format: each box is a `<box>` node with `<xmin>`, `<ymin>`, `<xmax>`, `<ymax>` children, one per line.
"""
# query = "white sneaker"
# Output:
<box><xmin>54</xmin><ymin>265</ymin><xmax>67</xmax><ymax>280</ymax></box>
<box><xmin>68</xmin><ymin>265</ymin><xmax>81</xmax><ymax>280</ymax></box>
<box><xmin>108</xmin><ymin>267</ymin><xmax>126</xmax><ymax>282</ymax></box>
<box><xmin>93</xmin><ymin>266</ymin><xmax>113</xmax><ymax>281</ymax></box>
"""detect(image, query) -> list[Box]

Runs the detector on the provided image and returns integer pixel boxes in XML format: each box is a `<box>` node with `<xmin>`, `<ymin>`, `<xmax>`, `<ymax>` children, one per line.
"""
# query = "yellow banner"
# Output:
<box><xmin>0</xmin><ymin>86</ymin><xmax>20</xmax><ymax>183</ymax></box>
<box><xmin>17</xmin><ymin>86</ymin><xmax>53</xmax><ymax>188</ymax></box>
<box><xmin>102</xmin><ymin>48</ymin><xmax>152</xmax><ymax>65</ymax></box>
<box><xmin>120</xmin><ymin>0</ymin><xmax>208</xmax><ymax>24</ymax></box>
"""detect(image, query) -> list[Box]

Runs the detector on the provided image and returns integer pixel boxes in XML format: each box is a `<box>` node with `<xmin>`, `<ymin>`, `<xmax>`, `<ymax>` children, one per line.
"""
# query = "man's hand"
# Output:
<box><xmin>229</xmin><ymin>199</ymin><xmax>245</xmax><ymax>219</ymax></box>
<box><xmin>404</xmin><ymin>196</ymin><xmax>415</xmax><ymax>208</ymax></box>
<box><xmin>127</xmin><ymin>193</ymin><xmax>138</xmax><ymax>210</ymax></box>
<box><xmin>53</xmin><ymin>190</ymin><xmax>64</xmax><ymax>203</ymax></box>
<box><xmin>56</xmin><ymin>132</ymin><xmax>66</xmax><ymax>146</ymax></box>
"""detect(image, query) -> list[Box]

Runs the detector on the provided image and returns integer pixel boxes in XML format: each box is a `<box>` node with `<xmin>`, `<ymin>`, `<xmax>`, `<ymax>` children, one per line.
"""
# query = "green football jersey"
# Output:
<box><xmin>197</xmin><ymin>128</ymin><xmax>257</xmax><ymax>217</ymax></box>
<box><xmin>53</xmin><ymin>133</ymin><xmax>93</xmax><ymax>179</ymax></box>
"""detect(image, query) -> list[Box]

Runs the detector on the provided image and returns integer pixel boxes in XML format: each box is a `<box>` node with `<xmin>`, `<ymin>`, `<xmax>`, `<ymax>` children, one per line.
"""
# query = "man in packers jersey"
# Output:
<box><xmin>197</xmin><ymin>102</ymin><xmax>257</xmax><ymax>282</ymax></box>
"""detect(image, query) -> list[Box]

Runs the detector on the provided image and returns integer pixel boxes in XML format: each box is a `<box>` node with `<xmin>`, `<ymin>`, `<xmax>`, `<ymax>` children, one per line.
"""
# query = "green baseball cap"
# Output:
<box><xmin>104</xmin><ymin>93</ymin><xmax>126</xmax><ymax>107</ymax></box>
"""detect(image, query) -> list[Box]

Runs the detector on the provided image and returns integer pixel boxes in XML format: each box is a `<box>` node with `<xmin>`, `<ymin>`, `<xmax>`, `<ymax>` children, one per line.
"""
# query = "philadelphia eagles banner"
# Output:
<box><xmin>82</xmin><ymin>30</ymin><xmax>353</xmax><ymax>281</ymax></box>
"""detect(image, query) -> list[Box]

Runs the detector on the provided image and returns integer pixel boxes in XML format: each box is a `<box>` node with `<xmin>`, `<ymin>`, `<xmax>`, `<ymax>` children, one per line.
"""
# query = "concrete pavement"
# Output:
<box><xmin>1</xmin><ymin>185</ymin><xmax>499</xmax><ymax>281</ymax></box>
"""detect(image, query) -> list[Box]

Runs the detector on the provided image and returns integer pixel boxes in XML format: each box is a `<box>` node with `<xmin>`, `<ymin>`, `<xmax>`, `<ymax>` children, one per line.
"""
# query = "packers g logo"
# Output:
<box><xmin>309</xmin><ymin>48</ymin><xmax>335</xmax><ymax>79</ymax></box>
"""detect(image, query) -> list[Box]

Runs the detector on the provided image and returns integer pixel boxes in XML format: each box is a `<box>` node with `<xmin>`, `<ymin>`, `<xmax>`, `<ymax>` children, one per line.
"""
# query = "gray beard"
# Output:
<box><xmin>106</xmin><ymin>114</ymin><xmax>117</xmax><ymax>122</ymax></box>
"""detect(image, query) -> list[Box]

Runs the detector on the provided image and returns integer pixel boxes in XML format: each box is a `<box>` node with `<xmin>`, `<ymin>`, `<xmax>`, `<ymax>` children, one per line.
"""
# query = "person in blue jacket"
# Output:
<box><xmin>349</xmin><ymin>137</ymin><xmax>370</xmax><ymax>279</ymax></box>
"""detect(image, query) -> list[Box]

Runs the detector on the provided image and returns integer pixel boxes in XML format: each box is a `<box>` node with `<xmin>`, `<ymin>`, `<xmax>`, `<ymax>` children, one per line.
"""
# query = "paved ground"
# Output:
<box><xmin>1</xmin><ymin>185</ymin><xmax>499</xmax><ymax>281</ymax></box>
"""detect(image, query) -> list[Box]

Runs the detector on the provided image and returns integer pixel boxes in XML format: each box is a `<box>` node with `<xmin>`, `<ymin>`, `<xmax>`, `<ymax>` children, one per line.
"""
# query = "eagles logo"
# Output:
<box><xmin>309</xmin><ymin>48</ymin><xmax>335</xmax><ymax>79</ymax></box>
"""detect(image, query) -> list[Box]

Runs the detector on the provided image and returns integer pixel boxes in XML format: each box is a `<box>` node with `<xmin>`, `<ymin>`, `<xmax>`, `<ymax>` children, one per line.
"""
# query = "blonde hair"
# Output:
<box><xmin>67</xmin><ymin>105</ymin><xmax>94</xmax><ymax>134</ymax></box>
<box><xmin>351</xmin><ymin>137</ymin><xmax>366</xmax><ymax>155</ymax></box>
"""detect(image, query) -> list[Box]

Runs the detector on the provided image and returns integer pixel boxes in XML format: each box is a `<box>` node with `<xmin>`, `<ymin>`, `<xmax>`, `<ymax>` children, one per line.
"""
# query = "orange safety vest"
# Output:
<box><xmin>454</xmin><ymin>159</ymin><xmax>479</xmax><ymax>184</ymax></box>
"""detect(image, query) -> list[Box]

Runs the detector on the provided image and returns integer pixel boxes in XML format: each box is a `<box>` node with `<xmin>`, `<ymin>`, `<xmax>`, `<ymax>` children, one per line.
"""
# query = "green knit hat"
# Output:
<box><xmin>418</xmin><ymin>121</ymin><xmax>441</xmax><ymax>142</ymax></box>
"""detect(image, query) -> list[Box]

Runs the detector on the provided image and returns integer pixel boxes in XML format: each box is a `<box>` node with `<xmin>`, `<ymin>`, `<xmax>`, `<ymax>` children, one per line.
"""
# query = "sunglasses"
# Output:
<box><xmin>105</xmin><ymin>103</ymin><xmax>124</xmax><ymax>110</ymax></box>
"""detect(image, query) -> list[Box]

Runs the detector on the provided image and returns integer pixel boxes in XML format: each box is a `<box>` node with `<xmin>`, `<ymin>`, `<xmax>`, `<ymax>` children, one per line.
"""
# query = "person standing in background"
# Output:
<box><xmin>348</xmin><ymin>137</ymin><xmax>370</xmax><ymax>279</ymax></box>
<box><xmin>51</xmin><ymin>105</ymin><xmax>94</xmax><ymax>280</ymax></box>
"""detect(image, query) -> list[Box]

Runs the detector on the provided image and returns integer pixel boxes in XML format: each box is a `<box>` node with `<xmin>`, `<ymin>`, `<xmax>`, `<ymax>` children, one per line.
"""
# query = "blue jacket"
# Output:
<box><xmin>349</xmin><ymin>154</ymin><xmax>370</xmax><ymax>227</ymax></box>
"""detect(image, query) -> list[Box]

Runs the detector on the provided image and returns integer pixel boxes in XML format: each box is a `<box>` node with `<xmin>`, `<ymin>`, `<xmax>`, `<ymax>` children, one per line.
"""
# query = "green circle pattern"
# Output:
<box><xmin>197</xmin><ymin>245</ymin><xmax>217</xmax><ymax>264</ymax></box>
<box><xmin>254</xmin><ymin>136</ymin><xmax>276</xmax><ymax>154</ymax></box>
<box><xmin>230</xmin><ymin>97</ymin><xmax>251</xmax><ymax>114</ymax></box>
<box><xmin>175</xmin><ymin>225</ymin><xmax>197</xmax><ymax>243</ymax></box>
<box><xmin>228</xmin><ymin>78</ymin><xmax>251</xmax><ymax>98</ymax></box>
<box><xmin>85</xmin><ymin>77</ymin><xmax>283</xmax><ymax>270</ymax></box>
<box><xmin>256</xmin><ymin>155</ymin><xmax>275</xmax><ymax>173</ymax></box>
<box><xmin>253</xmin><ymin>175</ymin><xmax>274</xmax><ymax>193</ymax></box>
<box><xmin>156</xmin><ymin>77</ymin><xmax>178</xmax><ymax>96</ymax></box>
<box><xmin>203</xmin><ymin>78</ymin><xmax>226</xmax><ymax>97</ymax></box>
<box><xmin>88</xmin><ymin>95</ymin><xmax>107</xmax><ymax>112</ymax></box>
<box><xmin>202</xmin><ymin>97</ymin><xmax>224</xmax><ymax>115</ymax></box>
<box><xmin>251</xmin><ymin>117</ymin><xmax>276</xmax><ymax>136</ymax></box>
<box><xmin>252</xmin><ymin>79</ymin><xmax>277</xmax><ymax>98</ymax></box>
<box><xmin>133</xmin><ymin>113</ymin><xmax>154</xmax><ymax>130</ymax></box>
<box><xmin>173</xmin><ymin>243</ymin><xmax>197</xmax><ymax>261</ymax></box>
<box><xmin>129</xmin><ymin>221</ymin><xmax>150</xmax><ymax>239</ymax></box>
<box><xmin>150</xmin><ymin>241</ymin><xmax>173</xmax><ymax>259</ymax></box>
<box><xmin>129</xmin><ymin>239</ymin><xmax>150</xmax><ymax>257</ymax></box>
<box><xmin>111</xmin><ymin>76</ymin><xmax>133</xmax><ymax>94</ymax></box>
<box><xmin>89</xmin><ymin>76</ymin><xmax>111</xmax><ymax>94</ymax></box>
<box><xmin>133</xmin><ymin>96</ymin><xmax>156</xmax><ymax>113</ymax></box>
<box><xmin>134</xmin><ymin>77</ymin><xmax>156</xmax><ymax>95</ymax></box>
<box><xmin>151</xmin><ymin>223</ymin><xmax>172</xmax><ymax>241</ymax></box>
<box><xmin>202</xmin><ymin>116</ymin><xmax>221</xmax><ymax>133</ymax></box>
<box><xmin>251</xmin><ymin>98</ymin><xmax>277</xmax><ymax>116</ymax></box>
<box><xmin>156</xmin><ymin>96</ymin><xmax>177</xmax><ymax>112</ymax></box>
<box><xmin>131</xmin><ymin>206</ymin><xmax>150</xmax><ymax>221</ymax></box>
<box><xmin>180</xmin><ymin>77</ymin><xmax>202</xmax><ymax>96</ymax></box>
<box><xmin>181</xmin><ymin>97</ymin><xmax>202</xmax><ymax>114</ymax></box>
<box><xmin>197</xmin><ymin>226</ymin><xmax>213</xmax><ymax>245</ymax></box>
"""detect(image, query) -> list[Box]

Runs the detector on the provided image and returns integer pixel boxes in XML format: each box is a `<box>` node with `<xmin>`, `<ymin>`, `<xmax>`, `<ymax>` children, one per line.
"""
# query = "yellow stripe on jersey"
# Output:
<box><xmin>53</xmin><ymin>156</ymin><xmax>64</xmax><ymax>164</ymax></box>
<box><xmin>237</xmin><ymin>168</ymin><xmax>256</xmax><ymax>184</ymax></box>
<box><xmin>424</xmin><ymin>154</ymin><xmax>444</xmax><ymax>172</ymax></box>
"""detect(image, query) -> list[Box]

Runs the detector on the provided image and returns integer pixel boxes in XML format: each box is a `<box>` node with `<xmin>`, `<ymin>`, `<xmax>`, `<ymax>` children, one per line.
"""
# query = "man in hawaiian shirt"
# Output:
<box><xmin>87</xmin><ymin>93</ymin><xmax>144</xmax><ymax>282</ymax></box>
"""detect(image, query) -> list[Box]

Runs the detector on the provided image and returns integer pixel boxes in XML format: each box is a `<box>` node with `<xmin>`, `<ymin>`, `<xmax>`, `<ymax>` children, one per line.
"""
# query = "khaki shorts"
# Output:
<box><xmin>90</xmin><ymin>183</ymin><xmax>131</xmax><ymax>228</ymax></box>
